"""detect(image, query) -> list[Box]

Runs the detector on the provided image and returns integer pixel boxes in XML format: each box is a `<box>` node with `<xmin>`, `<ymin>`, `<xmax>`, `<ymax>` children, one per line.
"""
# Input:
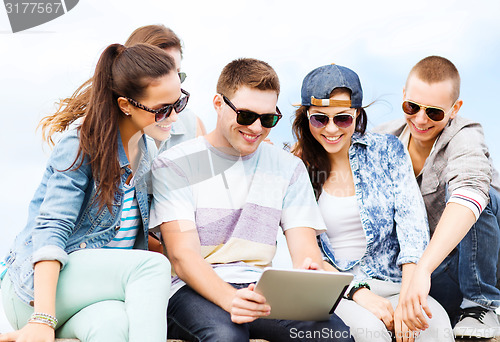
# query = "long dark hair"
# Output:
<box><xmin>39</xmin><ymin>25</ymin><xmax>183</xmax><ymax>145</ymax></box>
<box><xmin>292</xmin><ymin>89</ymin><xmax>367</xmax><ymax>200</ymax></box>
<box><xmin>73</xmin><ymin>43</ymin><xmax>175</xmax><ymax>210</ymax></box>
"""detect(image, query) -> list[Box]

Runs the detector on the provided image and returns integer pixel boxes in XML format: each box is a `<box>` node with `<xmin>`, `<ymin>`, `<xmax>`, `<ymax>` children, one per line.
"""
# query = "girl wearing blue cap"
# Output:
<box><xmin>292</xmin><ymin>64</ymin><xmax>452</xmax><ymax>341</ymax></box>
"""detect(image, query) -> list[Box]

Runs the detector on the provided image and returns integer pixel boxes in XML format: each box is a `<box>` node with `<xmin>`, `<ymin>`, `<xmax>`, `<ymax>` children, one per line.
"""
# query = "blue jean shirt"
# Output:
<box><xmin>2</xmin><ymin>128</ymin><xmax>153</xmax><ymax>305</ymax></box>
<box><xmin>318</xmin><ymin>132</ymin><xmax>430</xmax><ymax>283</ymax></box>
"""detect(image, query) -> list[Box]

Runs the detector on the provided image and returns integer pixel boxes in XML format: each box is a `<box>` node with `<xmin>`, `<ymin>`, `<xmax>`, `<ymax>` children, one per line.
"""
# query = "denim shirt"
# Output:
<box><xmin>318</xmin><ymin>132</ymin><xmax>429</xmax><ymax>283</ymax></box>
<box><xmin>2</xmin><ymin>128</ymin><xmax>153</xmax><ymax>305</ymax></box>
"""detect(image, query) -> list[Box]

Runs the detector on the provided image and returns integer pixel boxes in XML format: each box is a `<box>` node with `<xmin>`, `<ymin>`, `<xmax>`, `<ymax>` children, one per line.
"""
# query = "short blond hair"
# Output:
<box><xmin>407</xmin><ymin>56</ymin><xmax>461</xmax><ymax>102</ymax></box>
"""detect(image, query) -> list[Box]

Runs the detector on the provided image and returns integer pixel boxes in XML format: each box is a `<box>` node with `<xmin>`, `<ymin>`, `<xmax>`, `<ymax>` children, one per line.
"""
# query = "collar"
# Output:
<box><xmin>170</xmin><ymin>116</ymin><xmax>186</xmax><ymax>136</ymax></box>
<box><xmin>117</xmin><ymin>129</ymin><xmax>130</xmax><ymax>169</ymax></box>
<box><xmin>351</xmin><ymin>131</ymin><xmax>372</xmax><ymax>147</ymax></box>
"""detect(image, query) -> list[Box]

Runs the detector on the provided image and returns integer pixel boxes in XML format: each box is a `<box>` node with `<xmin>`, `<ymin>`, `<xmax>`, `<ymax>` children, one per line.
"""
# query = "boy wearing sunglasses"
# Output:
<box><xmin>375</xmin><ymin>55</ymin><xmax>500</xmax><ymax>339</ymax></box>
<box><xmin>149</xmin><ymin>58</ymin><xmax>353</xmax><ymax>341</ymax></box>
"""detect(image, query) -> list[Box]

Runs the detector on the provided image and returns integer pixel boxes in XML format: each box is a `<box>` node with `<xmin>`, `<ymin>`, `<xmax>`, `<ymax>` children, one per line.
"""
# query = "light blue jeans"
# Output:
<box><xmin>430</xmin><ymin>188</ymin><xmax>500</xmax><ymax>323</ymax></box>
<box><xmin>1</xmin><ymin>249</ymin><xmax>171</xmax><ymax>342</ymax></box>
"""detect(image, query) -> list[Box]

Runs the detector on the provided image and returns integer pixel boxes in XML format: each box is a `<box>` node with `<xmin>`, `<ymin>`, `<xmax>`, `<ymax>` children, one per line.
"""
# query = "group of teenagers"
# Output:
<box><xmin>0</xmin><ymin>24</ymin><xmax>499</xmax><ymax>342</ymax></box>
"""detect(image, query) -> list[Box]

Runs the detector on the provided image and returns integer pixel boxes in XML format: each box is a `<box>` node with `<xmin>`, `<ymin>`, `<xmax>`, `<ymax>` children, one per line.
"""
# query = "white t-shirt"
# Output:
<box><xmin>318</xmin><ymin>191</ymin><xmax>366</xmax><ymax>264</ymax></box>
<box><xmin>150</xmin><ymin>137</ymin><xmax>326</xmax><ymax>296</ymax></box>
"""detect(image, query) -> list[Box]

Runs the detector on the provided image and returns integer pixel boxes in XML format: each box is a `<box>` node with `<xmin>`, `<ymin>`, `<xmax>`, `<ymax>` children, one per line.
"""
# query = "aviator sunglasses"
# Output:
<box><xmin>402</xmin><ymin>100</ymin><xmax>455</xmax><ymax>122</ymax></box>
<box><xmin>222</xmin><ymin>94</ymin><xmax>282</xmax><ymax>128</ymax></box>
<box><xmin>307</xmin><ymin>111</ymin><xmax>356</xmax><ymax>129</ymax></box>
<box><xmin>125</xmin><ymin>89</ymin><xmax>190</xmax><ymax>122</ymax></box>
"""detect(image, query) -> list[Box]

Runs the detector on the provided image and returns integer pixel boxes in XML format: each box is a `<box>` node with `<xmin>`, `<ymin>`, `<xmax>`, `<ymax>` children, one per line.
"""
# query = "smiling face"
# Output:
<box><xmin>123</xmin><ymin>71</ymin><xmax>181</xmax><ymax>139</ymax></box>
<box><xmin>142</xmin><ymin>48</ymin><xmax>183</xmax><ymax>142</ymax></box>
<box><xmin>308</xmin><ymin>91</ymin><xmax>357</xmax><ymax>159</ymax></box>
<box><xmin>403</xmin><ymin>75</ymin><xmax>461</xmax><ymax>148</ymax></box>
<box><xmin>211</xmin><ymin>86</ymin><xmax>278</xmax><ymax>156</ymax></box>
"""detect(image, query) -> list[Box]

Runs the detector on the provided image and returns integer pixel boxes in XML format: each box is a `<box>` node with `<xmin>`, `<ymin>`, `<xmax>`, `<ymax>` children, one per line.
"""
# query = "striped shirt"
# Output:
<box><xmin>150</xmin><ymin>137</ymin><xmax>326</xmax><ymax>296</ymax></box>
<box><xmin>104</xmin><ymin>182</ymin><xmax>140</xmax><ymax>249</ymax></box>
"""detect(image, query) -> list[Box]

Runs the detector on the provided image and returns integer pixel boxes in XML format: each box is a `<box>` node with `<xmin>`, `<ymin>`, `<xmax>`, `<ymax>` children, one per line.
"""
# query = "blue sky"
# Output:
<box><xmin>0</xmin><ymin>0</ymin><xmax>499</xmax><ymax>261</ymax></box>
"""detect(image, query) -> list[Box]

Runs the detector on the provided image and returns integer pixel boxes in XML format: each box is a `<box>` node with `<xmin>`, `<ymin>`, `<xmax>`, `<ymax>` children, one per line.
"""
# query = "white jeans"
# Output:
<box><xmin>335</xmin><ymin>279</ymin><xmax>454</xmax><ymax>342</ymax></box>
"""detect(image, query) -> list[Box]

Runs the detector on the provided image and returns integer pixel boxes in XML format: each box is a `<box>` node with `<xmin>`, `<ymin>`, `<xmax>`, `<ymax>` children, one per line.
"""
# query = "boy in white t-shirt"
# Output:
<box><xmin>150</xmin><ymin>58</ymin><xmax>353</xmax><ymax>341</ymax></box>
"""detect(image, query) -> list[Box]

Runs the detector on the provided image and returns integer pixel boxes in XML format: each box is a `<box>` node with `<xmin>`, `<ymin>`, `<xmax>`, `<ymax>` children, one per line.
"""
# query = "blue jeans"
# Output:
<box><xmin>167</xmin><ymin>283</ymin><xmax>354</xmax><ymax>342</ymax></box>
<box><xmin>430</xmin><ymin>188</ymin><xmax>500</xmax><ymax>324</ymax></box>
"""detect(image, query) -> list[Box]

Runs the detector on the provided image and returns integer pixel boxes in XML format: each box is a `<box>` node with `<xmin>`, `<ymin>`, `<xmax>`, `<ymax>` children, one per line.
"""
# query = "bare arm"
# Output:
<box><xmin>284</xmin><ymin>227</ymin><xmax>324</xmax><ymax>270</ymax></box>
<box><xmin>161</xmin><ymin>220</ymin><xmax>270</xmax><ymax>323</ymax></box>
<box><xmin>401</xmin><ymin>203</ymin><xmax>475</xmax><ymax>330</ymax></box>
<box><xmin>0</xmin><ymin>261</ymin><xmax>60</xmax><ymax>342</ymax></box>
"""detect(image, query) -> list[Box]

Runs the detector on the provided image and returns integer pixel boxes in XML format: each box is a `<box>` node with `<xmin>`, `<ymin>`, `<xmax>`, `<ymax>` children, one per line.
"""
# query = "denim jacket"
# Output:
<box><xmin>318</xmin><ymin>132</ymin><xmax>430</xmax><ymax>283</ymax></box>
<box><xmin>2</xmin><ymin>128</ymin><xmax>153</xmax><ymax>305</ymax></box>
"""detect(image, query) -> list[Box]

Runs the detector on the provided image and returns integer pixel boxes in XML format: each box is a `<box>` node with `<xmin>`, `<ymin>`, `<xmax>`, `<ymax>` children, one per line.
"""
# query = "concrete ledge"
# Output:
<box><xmin>55</xmin><ymin>340</ymin><xmax>270</xmax><ymax>342</ymax></box>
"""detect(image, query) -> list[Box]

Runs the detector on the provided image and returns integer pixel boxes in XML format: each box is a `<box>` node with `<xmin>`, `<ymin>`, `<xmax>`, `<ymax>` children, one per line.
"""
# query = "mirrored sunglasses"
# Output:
<box><xmin>222</xmin><ymin>94</ymin><xmax>282</xmax><ymax>128</ymax></box>
<box><xmin>125</xmin><ymin>89</ymin><xmax>190</xmax><ymax>122</ymax></box>
<box><xmin>307</xmin><ymin>111</ymin><xmax>355</xmax><ymax>129</ymax></box>
<box><xmin>402</xmin><ymin>100</ymin><xmax>451</xmax><ymax>122</ymax></box>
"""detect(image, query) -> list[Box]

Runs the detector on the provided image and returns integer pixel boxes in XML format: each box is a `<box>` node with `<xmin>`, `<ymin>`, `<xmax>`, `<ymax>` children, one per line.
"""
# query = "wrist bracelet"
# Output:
<box><xmin>346</xmin><ymin>282</ymin><xmax>370</xmax><ymax>300</ymax></box>
<box><xmin>28</xmin><ymin>312</ymin><xmax>58</xmax><ymax>329</ymax></box>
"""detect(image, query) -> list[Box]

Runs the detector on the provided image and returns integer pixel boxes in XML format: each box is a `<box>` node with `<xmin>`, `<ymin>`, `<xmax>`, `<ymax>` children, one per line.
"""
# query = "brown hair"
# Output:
<box><xmin>39</xmin><ymin>24</ymin><xmax>183</xmax><ymax>145</ymax></box>
<box><xmin>216</xmin><ymin>58</ymin><xmax>280</xmax><ymax>98</ymax></box>
<box><xmin>125</xmin><ymin>24</ymin><xmax>182</xmax><ymax>55</ymax></box>
<box><xmin>407</xmin><ymin>55</ymin><xmax>461</xmax><ymax>102</ymax></box>
<box><xmin>73</xmin><ymin>43</ymin><xmax>175</xmax><ymax>211</ymax></box>
<box><xmin>292</xmin><ymin>88</ymin><xmax>367</xmax><ymax>200</ymax></box>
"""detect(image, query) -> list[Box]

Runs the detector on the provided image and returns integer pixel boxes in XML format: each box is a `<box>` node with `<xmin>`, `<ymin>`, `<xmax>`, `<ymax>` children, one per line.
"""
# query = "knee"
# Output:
<box><xmin>87</xmin><ymin>310</ymin><xmax>128</xmax><ymax>341</ymax></box>
<box><xmin>60</xmin><ymin>301</ymin><xmax>129</xmax><ymax>342</ymax></box>
<box><xmin>139</xmin><ymin>252</ymin><xmax>171</xmax><ymax>284</ymax></box>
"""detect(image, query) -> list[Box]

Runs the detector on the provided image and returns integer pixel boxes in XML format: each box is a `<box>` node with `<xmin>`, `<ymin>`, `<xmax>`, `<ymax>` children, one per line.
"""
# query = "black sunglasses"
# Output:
<box><xmin>125</xmin><ymin>89</ymin><xmax>189</xmax><ymax>122</ymax></box>
<box><xmin>402</xmin><ymin>100</ymin><xmax>454</xmax><ymax>122</ymax></box>
<box><xmin>221</xmin><ymin>94</ymin><xmax>282</xmax><ymax>128</ymax></box>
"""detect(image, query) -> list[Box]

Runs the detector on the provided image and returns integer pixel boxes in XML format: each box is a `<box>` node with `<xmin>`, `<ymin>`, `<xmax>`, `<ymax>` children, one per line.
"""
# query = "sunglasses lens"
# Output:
<box><xmin>174</xmin><ymin>96</ymin><xmax>188</xmax><ymax>114</ymax></box>
<box><xmin>309</xmin><ymin>114</ymin><xmax>330</xmax><ymax>128</ymax></box>
<box><xmin>260</xmin><ymin>114</ymin><xmax>280</xmax><ymax>128</ymax></box>
<box><xmin>402</xmin><ymin>101</ymin><xmax>421</xmax><ymax>115</ymax></box>
<box><xmin>425</xmin><ymin>108</ymin><xmax>445</xmax><ymax>121</ymax></box>
<box><xmin>236</xmin><ymin>111</ymin><xmax>259</xmax><ymax>126</ymax></box>
<box><xmin>178</xmin><ymin>72</ymin><xmax>187</xmax><ymax>83</ymax></box>
<box><xmin>155</xmin><ymin>106</ymin><xmax>172</xmax><ymax>122</ymax></box>
<box><xmin>333</xmin><ymin>114</ymin><xmax>354</xmax><ymax>128</ymax></box>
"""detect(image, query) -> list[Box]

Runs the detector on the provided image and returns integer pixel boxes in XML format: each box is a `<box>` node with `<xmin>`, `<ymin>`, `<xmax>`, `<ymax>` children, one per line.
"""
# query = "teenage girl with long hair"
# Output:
<box><xmin>292</xmin><ymin>64</ymin><xmax>453</xmax><ymax>342</ymax></box>
<box><xmin>0</xmin><ymin>42</ymin><xmax>187</xmax><ymax>342</ymax></box>
<box><xmin>38</xmin><ymin>24</ymin><xmax>206</xmax><ymax>254</ymax></box>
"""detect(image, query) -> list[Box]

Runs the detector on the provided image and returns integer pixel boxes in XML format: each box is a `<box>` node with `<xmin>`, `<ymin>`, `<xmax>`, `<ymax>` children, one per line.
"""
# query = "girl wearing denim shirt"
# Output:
<box><xmin>292</xmin><ymin>64</ymin><xmax>453</xmax><ymax>342</ymax></box>
<box><xmin>0</xmin><ymin>43</ymin><xmax>186</xmax><ymax>342</ymax></box>
<box><xmin>39</xmin><ymin>24</ymin><xmax>206</xmax><ymax>255</ymax></box>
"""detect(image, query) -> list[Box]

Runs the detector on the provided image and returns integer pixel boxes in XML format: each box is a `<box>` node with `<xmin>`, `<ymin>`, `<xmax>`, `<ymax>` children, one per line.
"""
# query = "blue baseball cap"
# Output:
<box><xmin>300</xmin><ymin>64</ymin><xmax>363</xmax><ymax>108</ymax></box>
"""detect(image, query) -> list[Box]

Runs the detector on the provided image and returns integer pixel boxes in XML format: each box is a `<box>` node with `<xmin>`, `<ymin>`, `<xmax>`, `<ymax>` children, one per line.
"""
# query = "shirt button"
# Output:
<box><xmin>115</xmin><ymin>225</ymin><xmax>120</xmax><ymax>231</ymax></box>
<box><xmin>29</xmin><ymin>300</ymin><xmax>34</xmax><ymax>307</ymax></box>
<box><xmin>120</xmin><ymin>168</ymin><xmax>126</xmax><ymax>175</ymax></box>
<box><xmin>79</xmin><ymin>242</ymin><xmax>87</xmax><ymax>249</ymax></box>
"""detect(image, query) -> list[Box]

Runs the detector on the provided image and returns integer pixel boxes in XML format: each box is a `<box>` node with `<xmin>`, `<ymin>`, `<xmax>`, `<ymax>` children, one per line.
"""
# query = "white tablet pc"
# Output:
<box><xmin>254</xmin><ymin>268</ymin><xmax>353</xmax><ymax>321</ymax></box>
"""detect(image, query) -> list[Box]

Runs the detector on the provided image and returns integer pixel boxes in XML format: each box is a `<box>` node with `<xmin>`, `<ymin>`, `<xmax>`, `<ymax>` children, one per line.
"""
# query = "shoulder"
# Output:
<box><xmin>443</xmin><ymin>116</ymin><xmax>485</xmax><ymax>142</ymax></box>
<box><xmin>372</xmin><ymin>118</ymin><xmax>407</xmax><ymax>136</ymax></box>
<box><xmin>49</xmin><ymin>128</ymin><xmax>83</xmax><ymax>164</ymax></box>
<box><xmin>354</xmin><ymin>131</ymin><xmax>404</xmax><ymax>154</ymax></box>
<box><xmin>154</xmin><ymin>136</ymin><xmax>206</xmax><ymax>165</ymax></box>
<box><xmin>259</xmin><ymin>142</ymin><xmax>303</xmax><ymax>167</ymax></box>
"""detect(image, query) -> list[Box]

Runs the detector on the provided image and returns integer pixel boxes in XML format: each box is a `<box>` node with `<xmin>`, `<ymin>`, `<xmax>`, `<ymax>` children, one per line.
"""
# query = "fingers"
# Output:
<box><xmin>230</xmin><ymin>285</ymin><xmax>271</xmax><ymax>324</ymax></box>
<box><xmin>411</xmin><ymin>295</ymin><xmax>429</xmax><ymax>330</ymax></box>
<box><xmin>420</xmin><ymin>295</ymin><xmax>433</xmax><ymax>319</ymax></box>
<box><xmin>0</xmin><ymin>331</ymin><xmax>17</xmax><ymax>341</ymax></box>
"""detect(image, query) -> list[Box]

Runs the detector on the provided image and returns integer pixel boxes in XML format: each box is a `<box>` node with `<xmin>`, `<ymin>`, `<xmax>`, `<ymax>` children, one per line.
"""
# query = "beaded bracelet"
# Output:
<box><xmin>28</xmin><ymin>312</ymin><xmax>58</xmax><ymax>329</ymax></box>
